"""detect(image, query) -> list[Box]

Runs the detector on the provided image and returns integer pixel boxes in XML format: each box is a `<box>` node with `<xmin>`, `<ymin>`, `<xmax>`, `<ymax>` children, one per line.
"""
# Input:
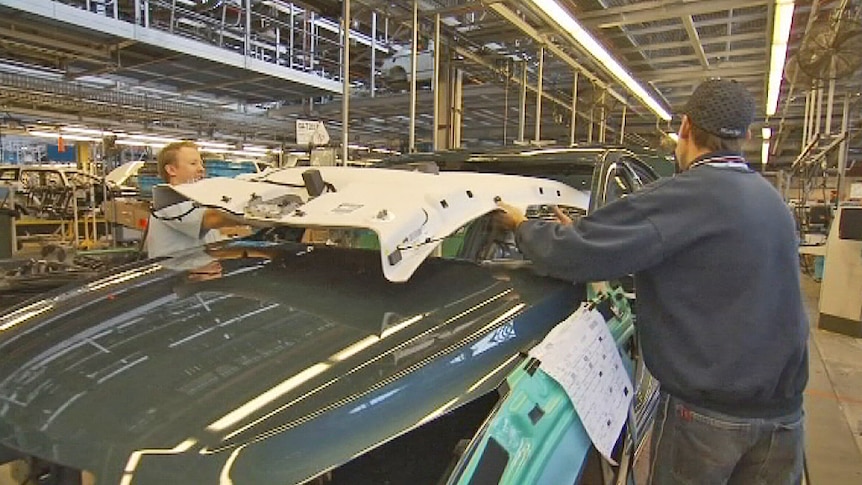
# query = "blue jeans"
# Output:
<box><xmin>649</xmin><ymin>392</ymin><xmax>804</xmax><ymax>485</ymax></box>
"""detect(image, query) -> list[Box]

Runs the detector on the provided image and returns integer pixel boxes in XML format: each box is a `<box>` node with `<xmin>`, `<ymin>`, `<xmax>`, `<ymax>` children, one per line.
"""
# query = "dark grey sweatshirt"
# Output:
<box><xmin>516</xmin><ymin>155</ymin><xmax>809</xmax><ymax>418</ymax></box>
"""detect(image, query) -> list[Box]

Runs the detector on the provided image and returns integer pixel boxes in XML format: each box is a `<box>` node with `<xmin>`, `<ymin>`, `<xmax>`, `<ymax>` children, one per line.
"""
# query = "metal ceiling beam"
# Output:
<box><xmin>67</xmin><ymin>53</ymin><xmax>183</xmax><ymax>80</ymax></box>
<box><xmin>484</xmin><ymin>3</ymin><xmax>626</xmax><ymax>105</ymax></box>
<box><xmin>617</xmin><ymin>32</ymin><xmax>763</xmax><ymax>54</ymax></box>
<box><xmin>0</xmin><ymin>25</ymin><xmax>112</xmax><ymax>60</ymax></box>
<box><xmin>682</xmin><ymin>15</ymin><xmax>709</xmax><ymax>68</ymax></box>
<box><xmin>578</xmin><ymin>0</ymin><xmax>769</xmax><ymax>30</ymax></box>
<box><xmin>607</xmin><ymin>12</ymin><xmax>765</xmax><ymax>38</ymax></box>
<box><xmin>628</xmin><ymin>46</ymin><xmax>766</xmax><ymax>68</ymax></box>
<box><xmin>645</xmin><ymin>60</ymin><xmax>765</xmax><ymax>83</ymax></box>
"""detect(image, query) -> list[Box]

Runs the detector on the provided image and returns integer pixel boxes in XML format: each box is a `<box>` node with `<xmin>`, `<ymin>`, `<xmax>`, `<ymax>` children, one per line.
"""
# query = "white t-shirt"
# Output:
<box><xmin>146</xmin><ymin>201</ymin><xmax>225</xmax><ymax>258</ymax></box>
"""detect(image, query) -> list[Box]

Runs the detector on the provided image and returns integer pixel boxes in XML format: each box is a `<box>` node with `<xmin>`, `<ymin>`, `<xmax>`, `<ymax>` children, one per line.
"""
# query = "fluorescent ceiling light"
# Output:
<box><xmin>767</xmin><ymin>1</ymin><xmax>795</xmax><ymax>116</ymax></box>
<box><xmin>62</xmin><ymin>126</ymin><xmax>116</xmax><ymax>137</ymax></box>
<box><xmin>527</xmin><ymin>0</ymin><xmax>671</xmax><ymax>121</ymax></box>
<box><xmin>115</xmin><ymin>139</ymin><xmax>166</xmax><ymax>148</ymax></box>
<box><xmin>668</xmin><ymin>133</ymin><xmax>680</xmax><ymax>142</ymax></box>
<box><xmin>124</xmin><ymin>134</ymin><xmax>181</xmax><ymax>144</ymax></box>
<box><xmin>28</xmin><ymin>130</ymin><xmax>99</xmax><ymax>142</ymax></box>
<box><xmin>762</xmin><ymin>127</ymin><xmax>772</xmax><ymax>140</ymax></box>
<box><xmin>196</xmin><ymin>141</ymin><xmax>233</xmax><ymax>149</ymax></box>
<box><xmin>762</xmin><ymin>140</ymin><xmax>771</xmax><ymax>165</ymax></box>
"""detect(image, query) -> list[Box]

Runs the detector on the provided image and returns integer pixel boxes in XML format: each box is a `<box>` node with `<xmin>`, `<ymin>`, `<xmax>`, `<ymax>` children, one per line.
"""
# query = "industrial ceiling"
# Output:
<box><xmin>0</xmin><ymin>0</ymin><xmax>858</xmax><ymax>169</ymax></box>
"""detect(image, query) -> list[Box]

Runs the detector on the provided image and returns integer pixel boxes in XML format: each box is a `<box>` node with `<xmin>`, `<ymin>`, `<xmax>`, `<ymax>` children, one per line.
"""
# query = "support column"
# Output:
<box><xmin>598</xmin><ymin>91</ymin><xmax>607</xmax><ymax>143</ymax></box>
<box><xmin>837</xmin><ymin>93</ymin><xmax>850</xmax><ymax>201</ymax></box>
<box><xmin>76</xmin><ymin>142</ymin><xmax>91</xmax><ymax>173</ymax></box>
<box><xmin>814</xmin><ymin>83</ymin><xmax>824</xmax><ymax>138</ymax></box>
<box><xmin>371</xmin><ymin>12</ymin><xmax>377</xmax><ymax>98</ymax></box>
<box><xmin>244</xmin><ymin>0</ymin><xmax>251</xmax><ymax>57</ymax></box>
<box><xmin>802</xmin><ymin>90</ymin><xmax>811</xmax><ymax>147</ymax></box>
<box><xmin>289</xmin><ymin>3</ymin><xmax>294</xmax><ymax>68</ymax></box>
<box><xmin>808</xmin><ymin>87</ymin><xmax>817</xmax><ymax>144</ymax></box>
<box><xmin>825</xmin><ymin>76</ymin><xmax>836</xmax><ymax>136</ymax></box>
<box><xmin>619</xmin><ymin>104</ymin><xmax>627</xmax><ymax>144</ymax></box>
<box><xmin>435</xmin><ymin>53</ymin><xmax>451</xmax><ymax>150</ymax></box>
<box><xmin>569</xmin><ymin>71</ymin><xmax>578</xmax><ymax>145</ymax></box>
<box><xmin>409</xmin><ymin>0</ymin><xmax>418</xmax><ymax>153</ymax></box>
<box><xmin>518</xmin><ymin>61</ymin><xmax>527</xmax><ymax>143</ymax></box>
<box><xmin>432</xmin><ymin>13</ymin><xmax>441</xmax><ymax>150</ymax></box>
<box><xmin>534</xmin><ymin>47</ymin><xmax>544</xmax><ymax>143</ymax></box>
<box><xmin>341</xmin><ymin>0</ymin><xmax>350</xmax><ymax>165</ymax></box>
<box><xmin>452</xmin><ymin>69</ymin><xmax>463</xmax><ymax>149</ymax></box>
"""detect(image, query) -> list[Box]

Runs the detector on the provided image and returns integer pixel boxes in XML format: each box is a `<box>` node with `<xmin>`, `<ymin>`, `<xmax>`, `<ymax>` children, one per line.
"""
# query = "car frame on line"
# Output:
<box><xmin>0</xmin><ymin>146</ymin><xmax>665</xmax><ymax>484</ymax></box>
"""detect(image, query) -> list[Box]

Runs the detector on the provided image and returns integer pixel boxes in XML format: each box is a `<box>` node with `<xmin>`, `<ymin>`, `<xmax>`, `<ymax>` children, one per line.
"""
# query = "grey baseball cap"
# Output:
<box><xmin>683</xmin><ymin>79</ymin><xmax>755</xmax><ymax>139</ymax></box>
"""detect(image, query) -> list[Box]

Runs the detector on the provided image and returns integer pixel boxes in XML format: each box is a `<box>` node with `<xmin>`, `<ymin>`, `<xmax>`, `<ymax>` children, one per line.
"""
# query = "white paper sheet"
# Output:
<box><xmin>528</xmin><ymin>303</ymin><xmax>633</xmax><ymax>464</ymax></box>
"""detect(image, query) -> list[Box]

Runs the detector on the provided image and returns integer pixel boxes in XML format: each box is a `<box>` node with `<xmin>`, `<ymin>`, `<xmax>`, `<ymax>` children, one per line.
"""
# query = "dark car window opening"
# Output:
<box><xmin>321</xmin><ymin>390</ymin><xmax>500</xmax><ymax>485</ymax></box>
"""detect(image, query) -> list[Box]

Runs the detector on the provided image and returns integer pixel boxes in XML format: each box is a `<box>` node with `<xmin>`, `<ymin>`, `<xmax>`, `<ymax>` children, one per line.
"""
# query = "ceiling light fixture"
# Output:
<box><xmin>766</xmin><ymin>0</ymin><xmax>795</xmax><ymax>116</ymax></box>
<box><xmin>527</xmin><ymin>0</ymin><xmax>671</xmax><ymax>121</ymax></box>
<box><xmin>28</xmin><ymin>130</ymin><xmax>99</xmax><ymax>142</ymax></box>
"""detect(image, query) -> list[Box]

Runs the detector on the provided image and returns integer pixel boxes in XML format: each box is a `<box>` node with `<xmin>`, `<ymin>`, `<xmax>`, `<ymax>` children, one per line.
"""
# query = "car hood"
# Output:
<box><xmin>0</xmin><ymin>242</ymin><xmax>577</xmax><ymax>483</ymax></box>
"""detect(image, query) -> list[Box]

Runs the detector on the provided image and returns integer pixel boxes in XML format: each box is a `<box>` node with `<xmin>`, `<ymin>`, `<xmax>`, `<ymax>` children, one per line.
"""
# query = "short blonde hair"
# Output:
<box><xmin>157</xmin><ymin>141</ymin><xmax>199</xmax><ymax>181</ymax></box>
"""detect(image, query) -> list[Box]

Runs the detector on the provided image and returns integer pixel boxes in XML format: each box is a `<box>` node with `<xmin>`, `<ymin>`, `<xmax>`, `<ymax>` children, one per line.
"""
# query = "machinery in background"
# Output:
<box><xmin>819</xmin><ymin>203</ymin><xmax>862</xmax><ymax>337</ymax></box>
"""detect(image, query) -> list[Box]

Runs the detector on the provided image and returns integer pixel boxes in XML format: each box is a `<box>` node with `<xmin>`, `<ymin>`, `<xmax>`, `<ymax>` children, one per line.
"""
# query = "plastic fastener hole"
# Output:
<box><xmin>466</xmin><ymin>190</ymin><xmax>473</xmax><ymax>198</ymax></box>
<box><xmin>539</xmin><ymin>187</ymin><xmax>544</xmax><ymax>195</ymax></box>
<box><xmin>440</xmin><ymin>200</ymin><xmax>449</xmax><ymax>208</ymax></box>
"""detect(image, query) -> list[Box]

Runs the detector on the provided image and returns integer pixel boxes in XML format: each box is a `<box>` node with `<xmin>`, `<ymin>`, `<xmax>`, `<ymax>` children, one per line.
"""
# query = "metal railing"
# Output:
<box><xmin>54</xmin><ymin>0</ymin><xmax>369</xmax><ymax>82</ymax></box>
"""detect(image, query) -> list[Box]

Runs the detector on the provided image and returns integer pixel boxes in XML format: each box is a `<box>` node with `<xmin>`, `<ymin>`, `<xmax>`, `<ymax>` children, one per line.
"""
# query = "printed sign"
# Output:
<box><xmin>296</xmin><ymin>120</ymin><xmax>330</xmax><ymax>146</ymax></box>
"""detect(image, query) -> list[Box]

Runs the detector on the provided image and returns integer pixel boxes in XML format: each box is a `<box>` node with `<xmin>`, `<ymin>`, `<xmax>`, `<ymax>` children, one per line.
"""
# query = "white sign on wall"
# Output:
<box><xmin>296</xmin><ymin>120</ymin><xmax>330</xmax><ymax>146</ymax></box>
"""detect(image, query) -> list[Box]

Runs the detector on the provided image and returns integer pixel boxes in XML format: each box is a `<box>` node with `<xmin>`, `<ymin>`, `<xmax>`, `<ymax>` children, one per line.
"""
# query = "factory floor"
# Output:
<box><xmin>1</xmin><ymin>274</ymin><xmax>861</xmax><ymax>484</ymax></box>
<box><xmin>801</xmin><ymin>275</ymin><xmax>862</xmax><ymax>483</ymax></box>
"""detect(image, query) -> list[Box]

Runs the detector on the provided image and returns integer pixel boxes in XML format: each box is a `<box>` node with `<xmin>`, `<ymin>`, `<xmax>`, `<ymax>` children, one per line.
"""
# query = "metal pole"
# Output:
<box><xmin>518</xmin><ymin>61</ymin><xmax>527</xmax><ymax>142</ymax></box>
<box><xmin>144</xmin><ymin>0</ymin><xmax>149</xmax><ymax>28</ymax></box>
<box><xmin>534</xmin><ymin>47</ymin><xmax>544</xmax><ymax>143</ymax></box>
<box><xmin>341</xmin><ymin>0</ymin><xmax>350</xmax><ymax>166</ymax></box>
<box><xmin>433</xmin><ymin>13</ymin><xmax>441</xmax><ymax>150</ymax></box>
<box><xmin>802</xmin><ymin>90</ymin><xmax>811</xmax><ymax>146</ymax></box>
<box><xmin>244</xmin><ymin>0</ymin><xmax>251</xmax><ymax>57</ymax></box>
<box><xmin>588</xmin><ymin>106</ymin><xmax>594</xmax><ymax>143</ymax></box>
<box><xmin>569</xmin><ymin>71</ymin><xmax>578</xmax><ymax>145</ymax></box>
<box><xmin>310</xmin><ymin>12</ymin><xmax>316</xmax><ymax>72</ymax></box>
<box><xmin>503</xmin><ymin>72</ymin><xmax>510</xmax><ymax>145</ymax></box>
<box><xmin>619</xmin><ymin>104</ymin><xmax>627</xmax><ymax>145</ymax></box>
<box><xmin>837</xmin><ymin>93</ymin><xmax>850</xmax><ymax>201</ymax></box>
<box><xmin>289</xmin><ymin>3</ymin><xmax>294</xmax><ymax>68</ymax></box>
<box><xmin>371</xmin><ymin>12</ymin><xmax>377</xmax><ymax>98</ymax></box>
<box><xmin>808</xmin><ymin>88</ymin><xmax>817</xmax><ymax>143</ymax></box>
<box><xmin>113</xmin><ymin>0</ymin><xmax>118</xmax><ymax>19</ymax></box>
<box><xmin>825</xmin><ymin>76</ymin><xmax>835</xmax><ymax>135</ymax></box>
<box><xmin>599</xmin><ymin>91</ymin><xmax>607</xmax><ymax>143</ymax></box>
<box><xmin>134</xmin><ymin>0</ymin><xmax>141</xmax><ymax>25</ymax></box>
<box><xmin>275</xmin><ymin>26</ymin><xmax>281</xmax><ymax>63</ymax></box>
<box><xmin>814</xmin><ymin>83</ymin><xmax>824</xmax><ymax>138</ymax></box>
<box><xmin>454</xmin><ymin>69</ymin><xmax>463</xmax><ymax>148</ymax></box>
<box><xmin>409</xmin><ymin>0</ymin><xmax>418</xmax><ymax>152</ymax></box>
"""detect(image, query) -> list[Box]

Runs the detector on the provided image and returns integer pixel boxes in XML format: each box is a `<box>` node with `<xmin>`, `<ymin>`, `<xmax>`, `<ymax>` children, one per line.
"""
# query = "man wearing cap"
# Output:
<box><xmin>497</xmin><ymin>79</ymin><xmax>808</xmax><ymax>483</ymax></box>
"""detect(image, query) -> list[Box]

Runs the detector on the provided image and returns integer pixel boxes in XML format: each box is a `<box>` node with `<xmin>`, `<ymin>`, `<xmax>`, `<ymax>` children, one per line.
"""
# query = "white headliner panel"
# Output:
<box><xmin>163</xmin><ymin>167</ymin><xmax>589</xmax><ymax>283</ymax></box>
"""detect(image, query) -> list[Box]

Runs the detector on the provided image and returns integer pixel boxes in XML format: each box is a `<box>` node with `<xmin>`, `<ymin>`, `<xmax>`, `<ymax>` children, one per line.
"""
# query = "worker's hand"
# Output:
<box><xmin>551</xmin><ymin>205</ymin><xmax>573</xmax><ymax>225</ymax></box>
<box><xmin>495</xmin><ymin>200</ymin><xmax>528</xmax><ymax>231</ymax></box>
